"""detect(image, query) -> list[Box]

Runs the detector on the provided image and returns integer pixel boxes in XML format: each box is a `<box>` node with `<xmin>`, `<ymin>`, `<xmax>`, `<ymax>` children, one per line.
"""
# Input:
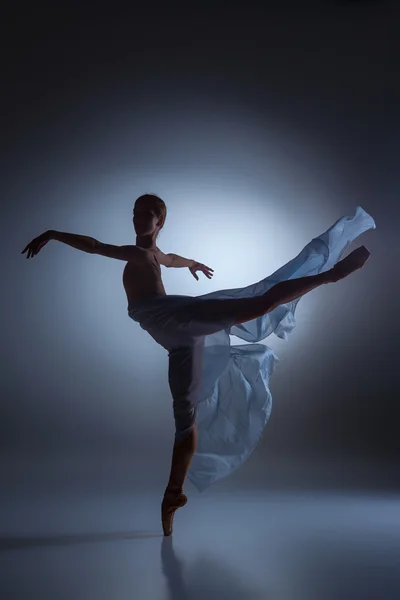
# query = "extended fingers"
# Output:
<box><xmin>191</xmin><ymin>263</ymin><xmax>214</xmax><ymax>279</ymax></box>
<box><xmin>22</xmin><ymin>243</ymin><xmax>35</xmax><ymax>258</ymax></box>
<box><xmin>203</xmin><ymin>265</ymin><xmax>214</xmax><ymax>278</ymax></box>
<box><xmin>22</xmin><ymin>241</ymin><xmax>33</xmax><ymax>256</ymax></box>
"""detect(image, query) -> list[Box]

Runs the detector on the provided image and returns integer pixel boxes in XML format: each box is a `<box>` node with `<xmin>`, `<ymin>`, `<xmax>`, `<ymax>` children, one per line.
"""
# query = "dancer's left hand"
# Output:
<box><xmin>189</xmin><ymin>262</ymin><xmax>214</xmax><ymax>280</ymax></box>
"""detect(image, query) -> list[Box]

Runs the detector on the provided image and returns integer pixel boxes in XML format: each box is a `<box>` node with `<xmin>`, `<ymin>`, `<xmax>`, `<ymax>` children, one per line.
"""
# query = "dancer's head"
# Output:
<box><xmin>133</xmin><ymin>194</ymin><xmax>167</xmax><ymax>245</ymax></box>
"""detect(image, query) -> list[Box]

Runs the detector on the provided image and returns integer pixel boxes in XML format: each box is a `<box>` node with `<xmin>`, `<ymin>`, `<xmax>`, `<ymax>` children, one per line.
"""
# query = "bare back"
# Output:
<box><xmin>123</xmin><ymin>246</ymin><xmax>167</xmax><ymax>309</ymax></box>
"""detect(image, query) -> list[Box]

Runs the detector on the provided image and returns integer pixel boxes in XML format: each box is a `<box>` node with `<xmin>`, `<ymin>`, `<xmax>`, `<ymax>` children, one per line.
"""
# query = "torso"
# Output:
<box><xmin>123</xmin><ymin>246</ymin><xmax>167</xmax><ymax>309</ymax></box>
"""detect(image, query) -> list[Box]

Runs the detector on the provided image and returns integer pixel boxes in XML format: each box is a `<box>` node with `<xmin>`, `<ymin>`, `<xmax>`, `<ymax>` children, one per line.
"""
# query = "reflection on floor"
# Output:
<box><xmin>1</xmin><ymin>491</ymin><xmax>399</xmax><ymax>600</ymax></box>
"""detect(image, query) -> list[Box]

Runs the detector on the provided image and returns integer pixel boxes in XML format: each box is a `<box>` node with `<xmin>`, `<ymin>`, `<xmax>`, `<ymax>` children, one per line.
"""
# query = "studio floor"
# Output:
<box><xmin>1</xmin><ymin>489</ymin><xmax>399</xmax><ymax>600</ymax></box>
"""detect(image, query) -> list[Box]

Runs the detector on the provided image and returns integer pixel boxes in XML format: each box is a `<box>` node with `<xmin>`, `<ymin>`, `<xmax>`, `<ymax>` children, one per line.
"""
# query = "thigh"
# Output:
<box><xmin>175</xmin><ymin>295</ymin><xmax>265</xmax><ymax>334</ymax></box>
<box><xmin>168</xmin><ymin>341</ymin><xmax>204</xmax><ymax>443</ymax></box>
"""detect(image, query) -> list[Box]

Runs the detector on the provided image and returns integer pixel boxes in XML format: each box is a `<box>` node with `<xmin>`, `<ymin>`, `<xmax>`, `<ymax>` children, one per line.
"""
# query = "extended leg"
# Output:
<box><xmin>178</xmin><ymin>245</ymin><xmax>370</xmax><ymax>329</ymax></box>
<box><xmin>261</xmin><ymin>245</ymin><xmax>371</xmax><ymax>317</ymax></box>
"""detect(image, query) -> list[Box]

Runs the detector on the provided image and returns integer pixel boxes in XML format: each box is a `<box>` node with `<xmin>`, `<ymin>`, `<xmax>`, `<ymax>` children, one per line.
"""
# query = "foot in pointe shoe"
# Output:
<box><xmin>328</xmin><ymin>246</ymin><xmax>371</xmax><ymax>283</ymax></box>
<box><xmin>161</xmin><ymin>490</ymin><xmax>188</xmax><ymax>536</ymax></box>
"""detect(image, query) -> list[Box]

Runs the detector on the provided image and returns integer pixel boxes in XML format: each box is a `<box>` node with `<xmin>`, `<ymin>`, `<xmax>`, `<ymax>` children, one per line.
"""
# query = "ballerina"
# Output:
<box><xmin>22</xmin><ymin>194</ymin><xmax>375</xmax><ymax>536</ymax></box>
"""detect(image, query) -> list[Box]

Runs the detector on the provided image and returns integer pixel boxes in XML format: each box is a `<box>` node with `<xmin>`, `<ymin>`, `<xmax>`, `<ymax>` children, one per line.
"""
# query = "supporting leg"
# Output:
<box><xmin>162</xmin><ymin>425</ymin><xmax>198</xmax><ymax>536</ymax></box>
<box><xmin>162</xmin><ymin>344</ymin><xmax>202</xmax><ymax>536</ymax></box>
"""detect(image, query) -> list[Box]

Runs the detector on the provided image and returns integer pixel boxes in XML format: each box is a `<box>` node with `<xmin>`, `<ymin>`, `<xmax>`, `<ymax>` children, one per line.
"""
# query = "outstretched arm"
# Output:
<box><xmin>51</xmin><ymin>230</ymin><xmax>98</xmax><ymax>253</ymax></box>
<box><xmin>156</xmin><ymin>248</ymin><xmax>195</xmax><ymax>268</ymax></box>
<box><xmin>22</xmin><ymin>229</ymin><xmax>98</xmax><ymax>258</ymax></box>
<box><xmin>22</xmin><ymin>230</ymin><xmax>136</xmax><ymax>261</ymax></box>
<box><xmin>156</xmin><ymin>247</ymin><xmax>214</xmax><ymax>280</ymax></box>
<box><xmin>52</xmin><ymin>231</ymin><xmax>137</xmax><ymax>260</ymax></box>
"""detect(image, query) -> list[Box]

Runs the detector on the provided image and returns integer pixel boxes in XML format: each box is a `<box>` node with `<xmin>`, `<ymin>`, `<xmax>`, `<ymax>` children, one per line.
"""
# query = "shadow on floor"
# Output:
<box><xmin>161</xmin><ymin>536</ymin><xmax>268</xmax><ymax>600</ymax></box>
<box><xmin>0</xmin><ymin>530</ymin><xmax>163</xmax><ymax>550</ymax></box>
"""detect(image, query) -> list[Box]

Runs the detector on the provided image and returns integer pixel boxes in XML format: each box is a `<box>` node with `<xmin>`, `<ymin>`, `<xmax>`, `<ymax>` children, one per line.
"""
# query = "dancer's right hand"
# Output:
<box><xmin>21</xmin><ymin>231</ymin><xmax>53</xmax><ymax>259</ymax></box>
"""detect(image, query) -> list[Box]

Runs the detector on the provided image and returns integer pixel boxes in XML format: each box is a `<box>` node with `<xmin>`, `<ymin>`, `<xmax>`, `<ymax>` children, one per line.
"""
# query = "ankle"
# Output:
<box><xmin>164</xmin><ymin>484</ymin><xmax>183</xmax><ymax>497</ymax></box>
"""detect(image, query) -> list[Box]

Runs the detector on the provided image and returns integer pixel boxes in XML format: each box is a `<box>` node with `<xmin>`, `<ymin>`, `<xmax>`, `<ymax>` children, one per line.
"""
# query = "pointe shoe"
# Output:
<box><xmin>161</xmin><ymin>491</ymin><xmax>188</xmax><ymax>536</ymax></box>
<box><xmin>328</xmin><ymin>246</ymin><xmax>371</xmax><ymax>283</ymax></box>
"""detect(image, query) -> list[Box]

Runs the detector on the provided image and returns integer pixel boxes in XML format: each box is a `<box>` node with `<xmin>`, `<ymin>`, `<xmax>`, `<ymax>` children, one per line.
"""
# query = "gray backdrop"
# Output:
<box><xmin>2</xmin><ymin>0</ymin><xmax>398</xmax><ymax>494</ymax></box>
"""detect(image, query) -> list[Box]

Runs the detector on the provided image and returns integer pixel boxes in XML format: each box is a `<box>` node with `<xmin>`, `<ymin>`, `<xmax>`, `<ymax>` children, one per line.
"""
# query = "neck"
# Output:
<box><xmin>135</xmin><ymin>234</ymin><xmax>157</xmax><ymax>249</ymax></box>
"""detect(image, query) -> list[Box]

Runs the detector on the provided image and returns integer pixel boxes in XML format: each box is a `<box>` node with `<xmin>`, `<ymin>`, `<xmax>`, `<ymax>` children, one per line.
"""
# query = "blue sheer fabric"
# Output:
<box><xmin>128</xmin><ymin>206</ymin><xmax>376</xmax><ymax>492</ymax></box>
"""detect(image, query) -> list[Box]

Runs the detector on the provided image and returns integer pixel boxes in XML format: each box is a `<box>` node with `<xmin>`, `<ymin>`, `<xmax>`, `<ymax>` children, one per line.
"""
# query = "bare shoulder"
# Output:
<box><xmin>155</xmin><ymin>246</ymin><xmax>173</xmax><ymax>267</ymax></box>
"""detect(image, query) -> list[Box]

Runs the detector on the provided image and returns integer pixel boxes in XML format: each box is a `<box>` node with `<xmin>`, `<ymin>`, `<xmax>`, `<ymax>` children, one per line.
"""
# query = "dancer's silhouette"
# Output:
<box><xmin>22</xmin><ymin>194</ymin><xmax>374</xmax><ymax>535</ymax></box>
